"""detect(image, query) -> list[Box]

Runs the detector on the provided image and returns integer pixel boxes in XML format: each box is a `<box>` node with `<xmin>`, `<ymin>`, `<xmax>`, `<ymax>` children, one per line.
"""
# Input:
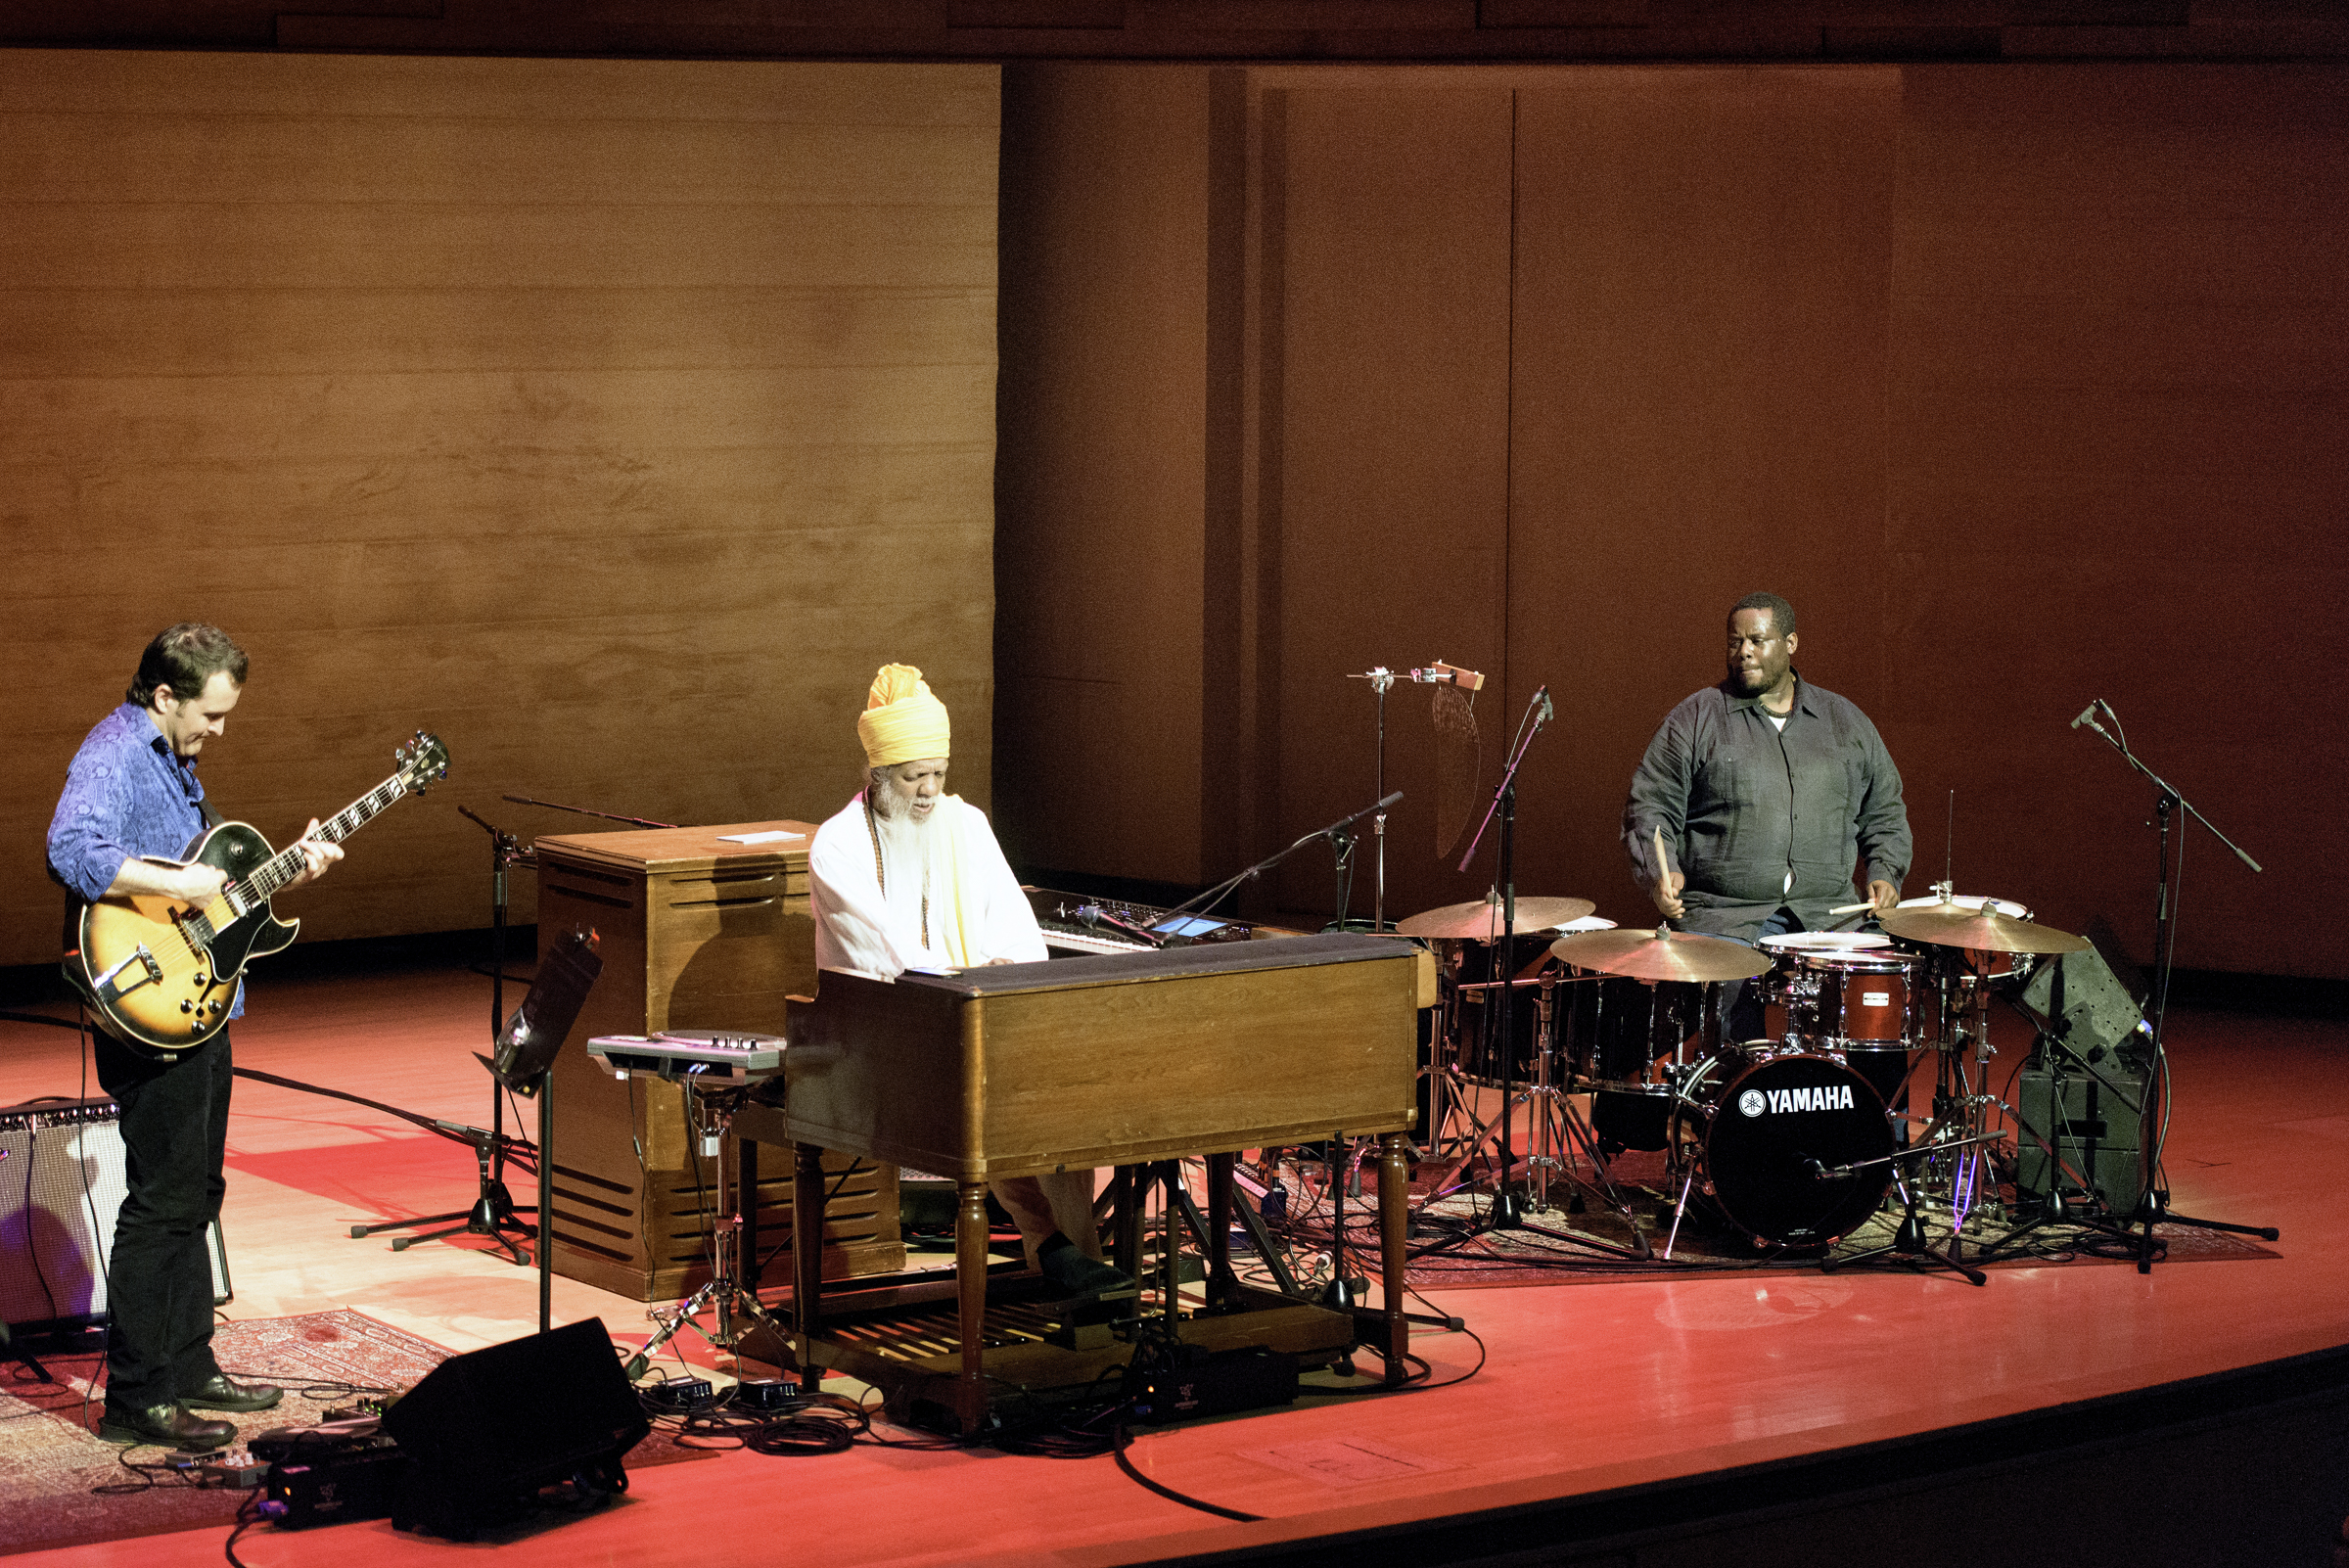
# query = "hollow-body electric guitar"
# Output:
<box><xmin>66</xmin><ymin>731</ymin><xmax>449</xmax><ymax>1056</ymax></box>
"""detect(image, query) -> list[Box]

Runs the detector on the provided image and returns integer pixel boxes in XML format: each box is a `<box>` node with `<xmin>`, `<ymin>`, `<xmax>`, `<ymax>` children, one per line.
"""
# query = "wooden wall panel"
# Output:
<box><xmin>991</xmin><ymin>59</ymin><xmax>2342</xmax><ymax>977</ymax></box>
<box><xmin>1884</xmin><ymin>65</ymin><xmax>2349</xmax><ymax>976</ymax></box>
<box><xmin>2</xmin><ymin>50</ymin><xmax>999</xmax><ymax>965</ymax></box>
<box><xmin>1504</xmin><ymin>68</ymin><xmax>1902</xmax><ymax>928</ymax></box>
<box><xmin>1266</xmin><ymin>84</ymin><xmax>1516</xmax><ymax>926</ymax></box>
<box><xmin>993</xmin><ymin>64</ymin><xmax>1214</xmax><ymax>886</ymax></box>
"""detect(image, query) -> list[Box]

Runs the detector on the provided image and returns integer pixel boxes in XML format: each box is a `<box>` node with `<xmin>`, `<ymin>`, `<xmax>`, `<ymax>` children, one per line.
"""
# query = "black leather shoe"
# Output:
<box><xmin>99</xmin><ymin>1402</ymin><xmax>235</xmax><ymax>1451</ymax></box>
<box><xmin>181</xmin><ymin>1374</ymin><xmax>283</xmax><ymax>1412</ymax></box>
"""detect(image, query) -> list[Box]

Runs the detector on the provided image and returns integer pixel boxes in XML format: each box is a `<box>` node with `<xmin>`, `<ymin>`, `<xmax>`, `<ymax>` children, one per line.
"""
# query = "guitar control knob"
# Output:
<box><xmin>193</xmin><ymin>974</ymin><xmax>207</xmax><ymax>987</ymax></box>
<box><xmin>180</xmin><ymin>1000</ymin><xmax>194</xmax><ymax>1013</ymax></box>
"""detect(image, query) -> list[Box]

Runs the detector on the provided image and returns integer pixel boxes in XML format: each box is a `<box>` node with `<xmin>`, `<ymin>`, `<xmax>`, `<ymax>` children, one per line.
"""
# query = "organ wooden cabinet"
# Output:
<box><xmin>533</xmin><ymin>820</ymin><xmax>903</xmax><ymax>1300</ymax></box>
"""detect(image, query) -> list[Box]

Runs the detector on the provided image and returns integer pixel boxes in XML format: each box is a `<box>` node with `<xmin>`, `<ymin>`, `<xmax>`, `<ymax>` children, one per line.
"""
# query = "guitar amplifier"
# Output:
<box><xmin>0</xmin><ymin>1097</ymin><xmax>230</xmax><ymax>1332</ymax></box>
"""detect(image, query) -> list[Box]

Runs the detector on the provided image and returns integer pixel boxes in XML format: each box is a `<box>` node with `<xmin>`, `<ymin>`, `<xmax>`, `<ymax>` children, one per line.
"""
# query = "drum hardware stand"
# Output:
<box><xmin>1425</xmin><ymin>969</ymin><xmax>1649</xmax><ymax>1244</ymax></box>
<box><xmin>348</xmin><ymin>805</ymin><xmax>539</xmax><ymax>1265</ymax></box>
<box><xmin>1820</xmin><ymin>1153</ymin><xmax>1991</xmax><ymax>1286</ymax></box>
<box><xmin>623</xmin><ymin>1084</ymin><xmax>787</xmax><ymax>1379</ymax></box>
<box><xmin>2070</xmin><ymin>700</ymin><xmax>2275</xmax><ymax>1271</ymax></box>
<box><xmin>1412</xmin><ymin>968</ymin><xmax>1654</xmax><ymax>1264</ymax></box>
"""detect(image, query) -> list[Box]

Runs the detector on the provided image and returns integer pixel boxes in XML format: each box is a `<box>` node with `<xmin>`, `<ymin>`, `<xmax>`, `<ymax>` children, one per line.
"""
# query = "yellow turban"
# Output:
<box><xmin>856</xmin><ymin>663</ymin><xmax>951</xmax><ymax>769</ymax></box>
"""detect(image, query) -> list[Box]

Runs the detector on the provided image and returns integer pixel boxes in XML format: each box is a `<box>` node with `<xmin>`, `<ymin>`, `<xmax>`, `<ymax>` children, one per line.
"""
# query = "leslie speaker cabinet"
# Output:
<box><xmin>533</xmin><ymin>821</ymin><xmax>903</xmax><ymax>1301</ymax></box>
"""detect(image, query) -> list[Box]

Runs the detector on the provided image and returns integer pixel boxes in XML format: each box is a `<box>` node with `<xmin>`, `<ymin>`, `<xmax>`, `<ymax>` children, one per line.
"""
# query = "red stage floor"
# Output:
<box><xmin>2</xmin><ymin>961</ymin><xmax>2343</xmax><ymax>1566</ymax></box>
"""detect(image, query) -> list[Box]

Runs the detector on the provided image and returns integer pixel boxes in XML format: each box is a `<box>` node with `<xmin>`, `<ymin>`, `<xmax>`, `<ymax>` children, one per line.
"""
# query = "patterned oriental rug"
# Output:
<box><xmin>0</xmin><ymin>1310</ymin><xmax>710</xmax><ymax>1558</ymax></box>
<box><xmin>1257</xmin><ymin>1148</ymin><xmax>2281</xmax><ymax>1293</ymax></box>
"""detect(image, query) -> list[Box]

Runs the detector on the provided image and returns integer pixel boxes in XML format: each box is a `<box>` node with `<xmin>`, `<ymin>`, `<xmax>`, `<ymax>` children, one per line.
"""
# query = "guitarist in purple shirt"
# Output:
<box><xmin>46</xmin><ymin>623</ymin><xmax>341</xmax><ymax>1452</ymax></box>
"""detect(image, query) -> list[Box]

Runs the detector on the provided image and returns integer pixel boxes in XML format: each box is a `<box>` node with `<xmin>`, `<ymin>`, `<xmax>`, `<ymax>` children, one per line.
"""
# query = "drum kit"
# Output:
<box><xmin>1404</xmin><ymin>882</ymin><xmax>2093</xmax><ymax>1269</ymax></box>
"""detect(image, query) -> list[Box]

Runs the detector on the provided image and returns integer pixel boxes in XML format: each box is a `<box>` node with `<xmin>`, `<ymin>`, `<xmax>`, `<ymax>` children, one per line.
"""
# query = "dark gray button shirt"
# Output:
<box><xmin>1622</xmin><ymin>676</ymin><xmax>1911</xmax><ymax>942</ymax></box>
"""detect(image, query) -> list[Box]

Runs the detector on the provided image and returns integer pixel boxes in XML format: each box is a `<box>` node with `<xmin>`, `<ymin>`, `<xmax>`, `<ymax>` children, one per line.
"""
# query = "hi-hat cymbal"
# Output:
<box><xmin>1878</xmin><ymin>902</ymin><xmax>2090</xmax><ymax>955</ymax></box>
<box><xmin>1396</xmin><ymin>895</ymin><xmax>1598</xmax><ymax>941</ymax></box>
<box><xmin>1548</xmin><ymin>927</ymin><xmax>1774</xmax><ymax>984</ymax></box>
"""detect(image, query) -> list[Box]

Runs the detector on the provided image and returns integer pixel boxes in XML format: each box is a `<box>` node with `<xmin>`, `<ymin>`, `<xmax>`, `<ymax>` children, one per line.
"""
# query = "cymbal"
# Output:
<box><xmin>1548</xmin><ymin>927</ymin><xmax>1774</xmax><ymax>984</ymax></box>
<box><xmin>1396</xmin><ymin>895</ymin><xmax>1597</xmax><ymax>941</ymax></box>
<box><xmin>1878</xmin><ymin>902</ymin><xmax>2090</xmax><ymax>955</ymax></box>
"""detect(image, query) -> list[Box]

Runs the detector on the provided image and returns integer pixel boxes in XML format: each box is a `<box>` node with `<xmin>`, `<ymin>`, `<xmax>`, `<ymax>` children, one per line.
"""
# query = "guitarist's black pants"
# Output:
<box><xmin>92</xmin><ymin>1026</ymin><xmax>231</xmax><ymax>1413</ymax></box>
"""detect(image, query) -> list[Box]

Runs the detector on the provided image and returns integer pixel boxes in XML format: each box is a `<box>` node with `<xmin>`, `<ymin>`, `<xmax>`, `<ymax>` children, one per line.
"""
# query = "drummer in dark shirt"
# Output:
<box><xmin>1621</xmin><ymin>591</ymin><xmax>1912</xmax><ymax>1041</ymax></box>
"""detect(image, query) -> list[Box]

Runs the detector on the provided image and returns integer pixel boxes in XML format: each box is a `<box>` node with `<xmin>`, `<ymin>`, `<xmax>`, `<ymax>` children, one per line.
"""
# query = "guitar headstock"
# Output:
<box><xmin>396</xmin><ymin>731</ymin><xmax>451</xmax><ymax>795</ymax></box>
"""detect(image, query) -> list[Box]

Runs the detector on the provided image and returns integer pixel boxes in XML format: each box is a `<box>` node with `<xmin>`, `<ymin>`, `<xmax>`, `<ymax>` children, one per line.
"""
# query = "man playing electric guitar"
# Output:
<box><xmin>46</xmin><ymin>623</ymin><xmax>342</xmax><ymax>1452</ymax></box>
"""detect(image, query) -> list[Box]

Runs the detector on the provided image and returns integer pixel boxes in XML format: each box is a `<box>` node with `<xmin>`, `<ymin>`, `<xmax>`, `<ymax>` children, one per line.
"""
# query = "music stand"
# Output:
<box><xmin>490</xmin><ymin>926</ymin><xmax>603</xmax><ymax>1334</ymax></box>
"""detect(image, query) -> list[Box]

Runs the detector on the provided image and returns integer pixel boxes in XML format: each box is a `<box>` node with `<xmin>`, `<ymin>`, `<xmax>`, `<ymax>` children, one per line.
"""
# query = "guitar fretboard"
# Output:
<box><xmin>223</xmin><ymin>774</ymin><xmax>415</xmax><ymax>912</ymax></box>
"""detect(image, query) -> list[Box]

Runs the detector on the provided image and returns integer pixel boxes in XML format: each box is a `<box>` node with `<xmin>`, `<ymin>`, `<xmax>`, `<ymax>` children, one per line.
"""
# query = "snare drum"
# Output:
<box><xmin>1673</xmin><ymin>1050</ymin><xmax>1893</xmax><ymax>1247</ymax></box>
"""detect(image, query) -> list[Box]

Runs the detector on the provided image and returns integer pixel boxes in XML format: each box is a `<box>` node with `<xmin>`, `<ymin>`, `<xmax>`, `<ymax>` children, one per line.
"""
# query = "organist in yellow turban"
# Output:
<box><xmin>808</xmin><ymin>664</ymin><xmax>1126</xmax><ymax>1297</ymax></box>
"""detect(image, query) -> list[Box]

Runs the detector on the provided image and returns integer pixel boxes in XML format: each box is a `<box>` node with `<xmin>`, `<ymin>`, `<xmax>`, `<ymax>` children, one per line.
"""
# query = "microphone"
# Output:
<box><xmin>1538</xmin><ymin>687</ymin><xmax>1554</xmax><ymax>723</ymax></box>
<box><xmin>1077</xmin><ymin>903</ymin><xmax>1163</xmax><ymax>948</ymax></box>
<box><xmin>2069</xmin><ymin>702</ymin><xmax>2099</xmax><ymax>730</ymax></box>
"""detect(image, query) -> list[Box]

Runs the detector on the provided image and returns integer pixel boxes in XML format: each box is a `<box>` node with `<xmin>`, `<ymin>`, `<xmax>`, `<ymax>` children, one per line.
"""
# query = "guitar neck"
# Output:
<box><xmin>235</xmin><ymin>774</ymin><xmax>412</xmax><ymax>902</ymax></box>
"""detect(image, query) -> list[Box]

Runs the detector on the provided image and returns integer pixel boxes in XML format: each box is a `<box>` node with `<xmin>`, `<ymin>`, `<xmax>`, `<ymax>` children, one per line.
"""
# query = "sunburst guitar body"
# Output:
<box><xmin>66</xmin><ymin>731</ymin><xmax>448</xmax><ymax>1057</ymax></box>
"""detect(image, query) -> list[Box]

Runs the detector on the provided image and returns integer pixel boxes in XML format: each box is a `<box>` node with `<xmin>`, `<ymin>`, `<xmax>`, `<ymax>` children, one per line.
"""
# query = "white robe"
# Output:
<box><xmin>808</xmin><ymin>792</ymin><xmax>1046</xmax><ymax>981</ymax></box>
<box><xmin>806</xmin><ymin>791</ymin><xmax>1093</xmax><ymax>1261</ymax></box>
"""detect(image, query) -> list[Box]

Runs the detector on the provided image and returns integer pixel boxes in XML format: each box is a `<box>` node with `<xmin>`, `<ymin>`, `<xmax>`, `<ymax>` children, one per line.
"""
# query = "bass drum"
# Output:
<box><xmin>1674</xmin><ymin>1051</ymin><xmax>1893</xmax><ymax>1248</ymax></box>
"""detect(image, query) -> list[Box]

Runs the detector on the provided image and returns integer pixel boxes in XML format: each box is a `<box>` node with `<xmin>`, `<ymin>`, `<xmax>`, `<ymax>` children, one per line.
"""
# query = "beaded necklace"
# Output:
<box><xmin>863</xmin><ymin>794</ymin><xmax>930</xmax><ymax>950</ymax></box>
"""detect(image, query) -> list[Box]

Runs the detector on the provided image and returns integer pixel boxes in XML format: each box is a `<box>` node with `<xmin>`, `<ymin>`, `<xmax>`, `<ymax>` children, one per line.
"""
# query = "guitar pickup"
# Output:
<box><xmin>93</xmin><ymin>945</ymin><xmax>163</xmax><ymax>1005</ymax></box>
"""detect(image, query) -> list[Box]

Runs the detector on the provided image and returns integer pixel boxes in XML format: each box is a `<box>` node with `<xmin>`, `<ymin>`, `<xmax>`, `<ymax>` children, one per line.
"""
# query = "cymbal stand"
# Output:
<box><xmin>1913</xmin><ymin>960</ymin><xmax>2009</xmax><ymax>1238</ymax></box>
<box><xmin>623</xmin><ymin>1084</ymin><xmax>787</xmax><ymax>1379</ymax></box>
<box><xmin>2070</xmin><ymin>699</ymin><xmax>2273</xmax><ymax>1271</ymax></box>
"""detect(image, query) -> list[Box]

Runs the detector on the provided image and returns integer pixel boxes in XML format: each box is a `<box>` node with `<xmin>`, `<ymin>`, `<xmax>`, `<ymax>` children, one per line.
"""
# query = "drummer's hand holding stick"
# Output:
<box><xmin>1829</xmin><ymin>881</ymin><xmax>1903</xmax><ymax>918</ymax></box>
<box><xmin>1649</xmin><ymin>825</ymin><xmax>1685</xmax><ymax>920</ymax></box>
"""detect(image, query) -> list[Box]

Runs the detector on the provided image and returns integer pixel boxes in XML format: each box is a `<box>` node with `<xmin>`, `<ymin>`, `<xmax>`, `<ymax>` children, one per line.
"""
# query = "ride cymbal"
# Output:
<box><xmin>1547</xmin><ymin>927</ymin><xmax>1773</xmax><ymax>984</ymax></box>
<box><xmin>1877</xmin><ymin>903</ymin><xmax>2089</xmax><ymax>955</ymax></box>
<box><xmin>1397</xmin><ymin>895</ymin><xmax>1597</xmax><ymax>941</ymax></box>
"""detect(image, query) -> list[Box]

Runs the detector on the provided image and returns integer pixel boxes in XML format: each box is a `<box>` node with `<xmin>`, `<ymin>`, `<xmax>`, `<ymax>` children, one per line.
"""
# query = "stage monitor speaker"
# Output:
<box><xmin>0</xmin><ymin>1097</ymin><xmax>229</xmax><ymax>1333</ymax></box>
<box><xmin>381</xmin><ymin>1315</ymin><xmax>649</xmax><ymax>1540</ymax></box>
<box><xmin>2015</xmin><ymin>1059</ymin><xmax>2146</xmax><ymax>1219</ymax></box>
<box><xmin>2016</xmin><ymin>944</ymin><xmax>2148</xmax><ymax>1070</ymax></box>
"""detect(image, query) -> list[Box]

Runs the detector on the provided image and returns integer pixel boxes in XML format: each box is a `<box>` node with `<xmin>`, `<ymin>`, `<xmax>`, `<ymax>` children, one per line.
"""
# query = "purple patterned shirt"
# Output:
<box><xmin>48</xmin><ymin>702</ymin><xmax>244</xmax><ymax>1021</ymax></box>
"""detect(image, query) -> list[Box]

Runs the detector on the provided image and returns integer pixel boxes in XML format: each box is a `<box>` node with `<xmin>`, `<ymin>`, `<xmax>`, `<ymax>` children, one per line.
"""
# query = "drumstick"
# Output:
<box><xmin>1829</xmin><ymin>901</ymin><xmax>1873</xmax><ymax>916</ymax></box>
<box><xmin>1651</xmin><ymin>825</ymin><xmax>1672</xmax><ymax>889</ymax></box>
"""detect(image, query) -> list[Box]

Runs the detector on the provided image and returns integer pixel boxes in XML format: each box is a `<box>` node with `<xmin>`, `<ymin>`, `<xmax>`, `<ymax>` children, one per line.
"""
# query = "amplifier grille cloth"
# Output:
<box><xmin>1</xmin><ymin>1098</ymin><xmax>229</xmax><ymax>1330</ymax></box>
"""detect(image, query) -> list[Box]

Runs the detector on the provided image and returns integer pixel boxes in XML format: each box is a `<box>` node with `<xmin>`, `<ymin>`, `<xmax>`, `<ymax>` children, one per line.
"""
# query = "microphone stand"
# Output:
<box><xmin>500</xmin><ymin>794</ymin><xmax>678</xmax><ymax>831</ymax></box>
<box><xmin>1157</xmin><ymin>790</ymin><xmax>1403</xmax><ymax>1311</ymax></box>
<box><xmin>345</xmin><ymin>805</ymin><xmax>539</xmax><ymax>1265</ymax></box>
<box><xmin>1159</xmin><ymin>790</ymin><xmax>1403</xmax><ymax>926</ymax></box>
<box><xmin>1451</xmin><ymin>685</ymin><xmax>1549</xmax><ymax>1226</ymax></box>
<box><xmin>2071</xmin><ymin>699</ymin><xmax>2275</xmax><ymax>1271</ymax></box>
<box><xmin>1405</xmin><ymin>688</ymin><xmax>1647</xmax><ymax>1262</ymax></box>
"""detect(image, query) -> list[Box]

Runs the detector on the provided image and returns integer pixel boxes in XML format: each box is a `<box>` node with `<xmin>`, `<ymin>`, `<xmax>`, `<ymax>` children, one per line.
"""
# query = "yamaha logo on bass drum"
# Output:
<box><xmin>1737</xmin><ymin>1084</ymin><xmax>1857</xmax><ymax>1117</ymax></box>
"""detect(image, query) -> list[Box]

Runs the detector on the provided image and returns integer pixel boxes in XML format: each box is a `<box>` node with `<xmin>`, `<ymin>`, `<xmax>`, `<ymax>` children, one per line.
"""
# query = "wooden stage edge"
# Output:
<box><xmin>1020</xmin><ymin>1339</ymin><xmax>2349</xmax><ymax>1567</ymax></box>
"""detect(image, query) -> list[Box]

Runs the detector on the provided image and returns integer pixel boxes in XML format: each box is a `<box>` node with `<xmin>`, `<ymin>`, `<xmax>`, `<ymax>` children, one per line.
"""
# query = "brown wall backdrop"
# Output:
<box><xmin>995</xmin><ymin>61</ymin><xmax>2347</xmax><ymax>978</ymax></box>
<box><xmin>3</xmin><ymin>51</ymin><xmax>1000</xmax><ymax>967</ymax></box>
